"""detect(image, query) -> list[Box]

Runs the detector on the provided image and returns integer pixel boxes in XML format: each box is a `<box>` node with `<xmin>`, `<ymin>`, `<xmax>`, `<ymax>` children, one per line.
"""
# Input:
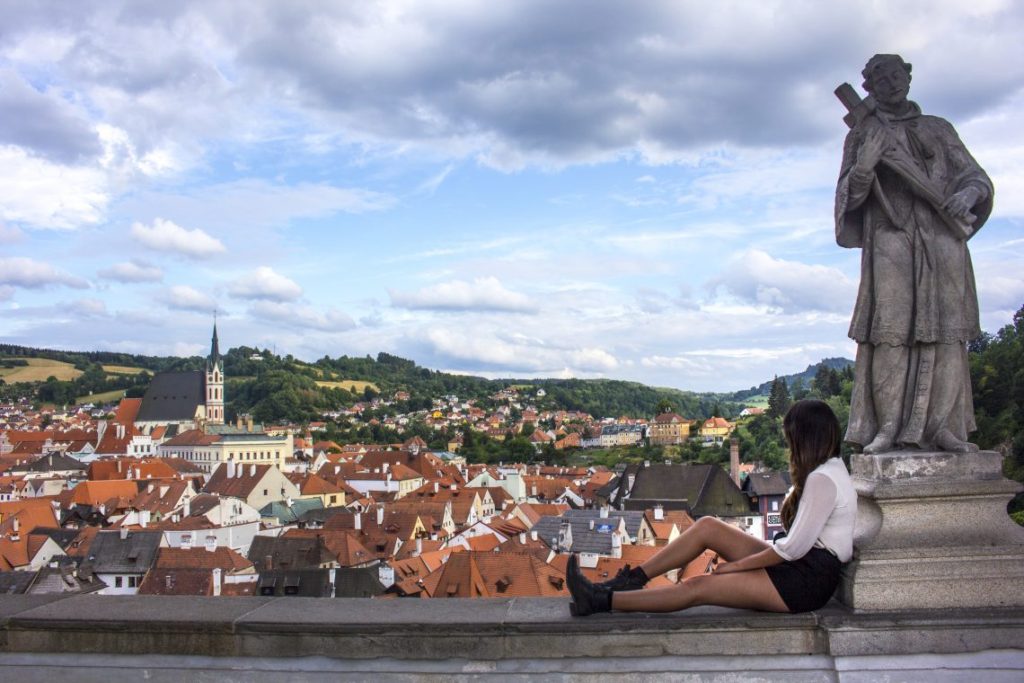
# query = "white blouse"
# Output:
<box><xmin>773</xmin><ymin>457</ymin><xmax>857</xmax><ymax>563</ymax></box>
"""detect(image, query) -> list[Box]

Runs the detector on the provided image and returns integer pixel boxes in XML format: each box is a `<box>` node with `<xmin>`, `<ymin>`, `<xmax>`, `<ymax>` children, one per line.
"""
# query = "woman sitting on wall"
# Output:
<box><xmin>566</xmin><ymin>399</ymin><xmax>857</xmax><ymax>615</ymax></box>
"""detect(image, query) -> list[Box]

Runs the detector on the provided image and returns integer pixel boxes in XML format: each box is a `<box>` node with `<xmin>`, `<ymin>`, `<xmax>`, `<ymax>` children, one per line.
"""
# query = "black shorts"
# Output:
<box><xmin>765</xmin><ymin>547</ymin><xmax>842</xmax><ymax>613</ymax></box>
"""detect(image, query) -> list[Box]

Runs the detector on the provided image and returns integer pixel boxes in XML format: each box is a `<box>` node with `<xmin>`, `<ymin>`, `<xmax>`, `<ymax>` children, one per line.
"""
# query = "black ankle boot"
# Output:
<box><xmin>567</xmin><ymin>554</ymin><xmax>612</xmax><ymax>616</ymax></box>
<box><xmin>598</xmin><ymin>564</ymin><xmax>648</xmax><ymax>592</ymax></box>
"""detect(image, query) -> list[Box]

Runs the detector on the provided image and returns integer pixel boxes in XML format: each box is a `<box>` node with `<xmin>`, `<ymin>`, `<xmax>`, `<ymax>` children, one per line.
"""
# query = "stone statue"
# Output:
<box><xmin>834</xmin><ymin>54</ymin><xmax>994</xmax><ymax>455</ymax></box>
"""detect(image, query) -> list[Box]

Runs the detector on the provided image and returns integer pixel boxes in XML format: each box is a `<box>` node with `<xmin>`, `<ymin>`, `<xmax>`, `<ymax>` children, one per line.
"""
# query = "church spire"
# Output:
<box><xmin>210</xmin><ymin>313</ymin><xmax>220</xmax><ymax>365</ymax></box>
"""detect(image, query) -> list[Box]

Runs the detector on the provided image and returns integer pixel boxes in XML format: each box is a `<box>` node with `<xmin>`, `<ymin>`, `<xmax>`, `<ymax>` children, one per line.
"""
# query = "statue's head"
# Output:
<box><xmin>862</xmin><ymin>54</ymin><xmax>912</xmax><ymax>106</ymax></box>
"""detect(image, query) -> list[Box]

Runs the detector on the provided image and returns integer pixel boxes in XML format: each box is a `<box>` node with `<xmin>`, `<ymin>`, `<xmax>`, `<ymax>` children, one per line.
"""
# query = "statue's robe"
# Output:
<box><xmin>835</xmin><ymin>101</ymin><xmax>993</xmax><ymax>448</ymax></box>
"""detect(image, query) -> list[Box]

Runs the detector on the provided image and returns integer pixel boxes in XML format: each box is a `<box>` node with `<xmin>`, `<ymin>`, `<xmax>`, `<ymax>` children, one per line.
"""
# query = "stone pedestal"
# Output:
<box><xmin>839</xmin><ymin>449</ymin><xmax>1024</xmax><ymax>610</ymax></box>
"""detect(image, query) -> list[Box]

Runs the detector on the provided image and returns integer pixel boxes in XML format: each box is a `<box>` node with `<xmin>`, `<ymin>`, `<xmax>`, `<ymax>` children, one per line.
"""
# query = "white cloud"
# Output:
<box><xmin>0</xmin><ymin>145</ymin><xmax>109</xmax><ymax>229</ymax></box>
<box><xmin>708</xmin><ymin>250</ymin><xmax>856</xmax><ymax>314</ymax></box>
<box><xmin>0</xmin><ymin>257</ymin><xmax>89</xmax><ymax>289</ymax></box>
<box><xmin>229</xmin><ymin>267</ymin><xmax>302</xmax><ymax>302</ymax></box>
<box><xmin>131</xmin><ymin>218</ymin><xmax>226</xmax><ymax>259</ymax></box>
<box><xmin>249</xmin><ymin>301</ymin><xmax>355</xmax><ymax>332</ymax></box>
<box><xmin>158</xmin><ymin>285</ymin><xmax>216</xmax><ymax>313</ymax></box>
<box><xmin>97</xmin><ymin>259</ymin><xmax>163</xmax><ymax>283</ymax></box>
<box><xmin>390</xmin><ymin>276</ymin><xmax>535</xmax><ymax>312</ymax></box>
<box><xmin>424</xmin><ymin>328</ymin><xmax>618</xmax><ymax>374</ymax></box>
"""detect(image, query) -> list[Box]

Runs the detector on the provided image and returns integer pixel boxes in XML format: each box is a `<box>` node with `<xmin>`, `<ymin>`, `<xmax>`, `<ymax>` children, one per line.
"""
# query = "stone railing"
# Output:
<box><xmin>2</xmin><ymin>594</ymin><xmax>1023</xmax><ymax>681</ymax></box>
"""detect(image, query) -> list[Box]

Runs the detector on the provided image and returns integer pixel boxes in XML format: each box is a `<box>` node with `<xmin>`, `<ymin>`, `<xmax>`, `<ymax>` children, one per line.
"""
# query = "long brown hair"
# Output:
<box><xmin>780</xmin><ymin>399</ymin><xmax>841</xmax><ymax>530</ymax></box>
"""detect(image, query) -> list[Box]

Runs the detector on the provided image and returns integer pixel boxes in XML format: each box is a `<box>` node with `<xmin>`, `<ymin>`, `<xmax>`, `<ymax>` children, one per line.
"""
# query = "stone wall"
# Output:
<box><xmin>2</xmin><ymin>595</ymin><xmax>1023</xmax><ymax>681</ymax></box>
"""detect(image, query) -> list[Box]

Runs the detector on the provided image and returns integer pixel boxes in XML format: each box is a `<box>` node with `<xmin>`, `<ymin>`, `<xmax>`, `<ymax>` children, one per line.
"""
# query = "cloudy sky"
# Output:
<box><xmin>2</xmin><ymin>1</ymin><xmax>1022</xmax><ymax>392</ymax></box>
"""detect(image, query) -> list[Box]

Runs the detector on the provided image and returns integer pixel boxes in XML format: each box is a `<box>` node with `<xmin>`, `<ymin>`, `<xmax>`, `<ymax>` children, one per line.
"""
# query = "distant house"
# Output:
<box><xmin>602</xmin><ymin>463</ymin><xmax>751</xmax><ymax>520</ymax></box>
<box><xmin>80</xmin><ymin>529</ymin><xmax>164</xmax><ymax>595</ymax></box>
<box><xmin>648</xmin><ymin>413</ymin><xmax>694</xmax><ymax>445</ymax></box>
<box><xmin>698</xmin><ymin>416</ymin><xmax>735</xmax><ymax>446</ymax></box>
<box><xmin>741</xmin><ymin>470</ymin><xmax>791</xmax><ymax>541</ymax></box>
<box><xmin>202</xmin><ymin>462</ymin><xmax>301</xmax><ymax>512</ymax></box>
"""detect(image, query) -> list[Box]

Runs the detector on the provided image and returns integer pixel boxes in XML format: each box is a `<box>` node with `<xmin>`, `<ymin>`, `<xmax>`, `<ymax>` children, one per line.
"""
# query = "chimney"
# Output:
<box><xmin>589</xmin><ymin>519</ymin><xmax>595</xmax><ymax>530</ymax></box>
<box><xmin>654</xmin><ymin>504</ymin><xmax>664</xmax><ymax>521</ymax></box>
<box><xmin>117</xmin><ymin>460</ymin><xmax>123</xmax><ymax>473</ymax></box>
<box><xmin>140</xmin><ymin>510</ymin><xmax>150</xmax><ymax>528</ymax></box>
<box><xmin>450</xmin><ymin>483</ymin><xmax>457</xmax><ymax>491</ymax></box>
<box><xmin>599</xmin><ymin>506</ymin><xmax>609</xmax><ymax>519</ymax></box>
<box><xmin>531</xmin><ymin>485</ymin><xmax>538</xmax><ymax>497</ymax></box>
<box><xmin>730</xmin><ymin>438</ymin><xmax>741</xmax><ymax>487</ymax></box>
<box><xmin>250</xmin><ymin>464</ymin><xmax>256</xmax><ymax>477</ymax></box>
<box><xmin>627</xmin><ymin>474</ymin><xmax>636</xmax><ymax>492</ymax></box>
<box><xmin>11</xmin><ymin>517</ymin><xmax>19</xmax><ymax>542</ymax></box>
<box><xmin>286</xmin><ymin>497</ymin><xmax>293</xmax><ymax>508</ymax></box>
<box><xmin>227</xmin><ymin>461</ymin><xmax>236</xmax><ymax>479</ymax></box>
<box><xmin>147</xmin><ymin>483</ymin><xmax>154</xmax><ymax>494</ymax></box>
<box><xmin>246</xmin><ymin>414</ymin><xmax>254</xmax><ymax>432</ymax></box>
<box><xmin>120</xmin><ymin>526</ymin><xmax>128</xmax><ymax>541</ymax></box>
<box><xmin>611</xmin><ymin>533</ymin><xmax>622</xmax><ymax>559</ymax></box>
<box><xmin>212</xmin><ymin>568</ymin><xmax>222</xmax><ymax>596</ymax></box>
<box><xmin>354</xmin><ymin>512</ymin><xmax>362</xmax><ymax>531</ymax></box>
<box><xmin>264</xmin><ymin>555</ymin><xmax>273</xmax><ymax>571</ymax></box>
<box><xmin>376</xmin><ymin>505</ymin><xmax>384</xmax><ymax>526</ymax></box>
<box><xmin>415</xmin><ymin>537</ymin><xmax>422</xmax><ymax>557</ymax></box>
<box><xmin>335</xmin><ymin>465</ymin><xmax>341</xmax><ymax>475</ymax></box>
<box><xmin>236</xmin><ymin>415</ymin><xmax>243</xmax><ymax>429</ymax></box>
<box><xmin>433</xmin><ymin>481</ymin><xmax>439</xmax><ymax>493</ymax></box>
<box><xmin>184</xmin><ymin>498</ymin><xmax>191</xmax><ymax>517</ymax></box>
<box><xmin>530</xmin><ymin>530</ymin><xmax>538</xmax><ymax>542</ymax></box>
<box><xmin>519</xmin><ymin>532</ymin><xmax>526</xmax><ymax>545</ymax></box>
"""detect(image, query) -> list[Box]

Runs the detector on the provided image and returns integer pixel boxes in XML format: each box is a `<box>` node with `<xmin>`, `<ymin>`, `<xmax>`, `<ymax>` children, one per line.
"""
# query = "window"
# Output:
<box><xmin>115</xmin><ymin>576</ymin><xmax>123</xmax><ymax>588</ymax></box>
<box><xmin>263</xmin><ymin>489</ymin><xmax>268</xmax><ymax>496</ymax></box>
<box><xmin>771</xmin><ymin>500</ymin><xmax>779</xmax><ymax>512</ymax></box>
<box><xmin>128</xmin><ymin>576</ymin><xmax>138</xmax><ymax>588</ymax></box>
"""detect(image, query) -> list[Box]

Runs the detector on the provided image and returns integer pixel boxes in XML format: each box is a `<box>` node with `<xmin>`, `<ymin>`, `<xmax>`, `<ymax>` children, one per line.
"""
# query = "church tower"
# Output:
<box><xmin>205</xmin><ymin>320</ymin><xmax>225</xmax><ymax>425</ymax></box>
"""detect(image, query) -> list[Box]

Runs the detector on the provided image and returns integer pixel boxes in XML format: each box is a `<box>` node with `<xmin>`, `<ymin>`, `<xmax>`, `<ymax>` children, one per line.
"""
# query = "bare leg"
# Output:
<box><xmin>640</xmin><ymin>517</ymin><xmax>770</xmax><ymax>579</ymax></box>
<box><xmin>612</xmin><ymin>570</ymin><xmax>789</xmax><ymax>613</ymax></box>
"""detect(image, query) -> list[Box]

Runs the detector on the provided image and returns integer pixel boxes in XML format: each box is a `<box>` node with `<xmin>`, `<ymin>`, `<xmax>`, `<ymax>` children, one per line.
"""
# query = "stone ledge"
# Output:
<box><xmin>2</xmin><ymin>594</ymin><xmax>1023</xmax><ymax>662</ymax></box>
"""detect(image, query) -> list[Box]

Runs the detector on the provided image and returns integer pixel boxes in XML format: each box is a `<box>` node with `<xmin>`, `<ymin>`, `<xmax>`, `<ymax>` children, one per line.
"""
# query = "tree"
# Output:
<box><xmin>767</xmin><ymin>376</ymin><xmax>791</xmax><ymax>419</ymax></box>
<box><xmin>655</xmin><ymin>398</ymin><xmax>677</xmax><ymax>415</ymax></box>
<box><xmin>812</xmin><ymin>365</ymin><xmax>843</xmax><ymax>399</ymax></box>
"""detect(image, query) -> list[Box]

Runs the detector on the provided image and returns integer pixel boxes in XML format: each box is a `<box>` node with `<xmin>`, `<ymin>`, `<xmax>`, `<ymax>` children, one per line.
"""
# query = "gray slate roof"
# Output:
<box><xmin>136</xmin><ymin>371</ymin><xmax>205</xmax><ymax>422</ymax></box>
<box><xmin>617</xmin><ymin>464</ymin><xmax>752</xmax><ymax>518</ymax></box>
<box><xmin>8</xmin><ymin>452</ymin><xmax>86</xmax><ymax>473</ymax></box>
<box><xmin>333</xmin><ymin>565</ymin><xmax>387</xmax><ymax>598</ymax></box>
<box><xmin>532</xmin><ymin>511</ymin><xmax>644</xmax><ymax>555</ymax></box>
<box><xmin>256</xmin><ymin>569</ymin><xmax>333</xmax><ymax>597</ymax></box>
<box><xmin>743</xmin><ymin>471</ymin><xmax>791</xmax><ymax>496</ymax></box>
<box><xmin>0</xmin><ymin>571</ymin><xmax>36</xmax><ymax>594</ymax></box>
<box><xmin>81</xmin><ymin>530</ymin><xmax>163</xmax><ymax>575</ymax></box>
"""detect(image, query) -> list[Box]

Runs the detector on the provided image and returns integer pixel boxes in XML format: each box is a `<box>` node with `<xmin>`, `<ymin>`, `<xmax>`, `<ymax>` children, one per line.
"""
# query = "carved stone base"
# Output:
<box><xmin>839</xmin><ymin>450</ymin><xmax>1024</xmax><ymax>610</ymax></box>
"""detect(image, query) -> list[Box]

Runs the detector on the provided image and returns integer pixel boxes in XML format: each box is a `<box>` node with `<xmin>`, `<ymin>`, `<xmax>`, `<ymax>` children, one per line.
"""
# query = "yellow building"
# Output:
<box><xmin>698</xmin><ymin>416</ymin><xmax>734</xmax><ymax>446</ymax></box>
<box><xmin>649</xmin><ymin>413</ymin><xmax>694</xmax><ymax>445</ymax></box>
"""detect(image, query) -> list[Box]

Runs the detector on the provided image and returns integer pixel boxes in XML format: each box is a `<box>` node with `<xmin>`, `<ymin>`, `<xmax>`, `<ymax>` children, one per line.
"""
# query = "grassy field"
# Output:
<box><xmin>737</xmin><ymin>394</ymin><xmax>770</xmax><ymax>408</ymax></box>
<box><xmin>101</xmin><ymin>364</ymin><xmax>148</xmax><ymax>375</ymax></box>
<box><xmin>75</xmin><ymin>389</ymin><xmax>128</xmax><ymax>405</ymax></box>
<box><xmin>0</xmin><ymin>358</ymin><xmax>83</xmax><ymax>383</ymax></box>
<box><xmin>316</xmin><ymin>380</ymin><xmax>379</xmax><ymax>393</ymax></box>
